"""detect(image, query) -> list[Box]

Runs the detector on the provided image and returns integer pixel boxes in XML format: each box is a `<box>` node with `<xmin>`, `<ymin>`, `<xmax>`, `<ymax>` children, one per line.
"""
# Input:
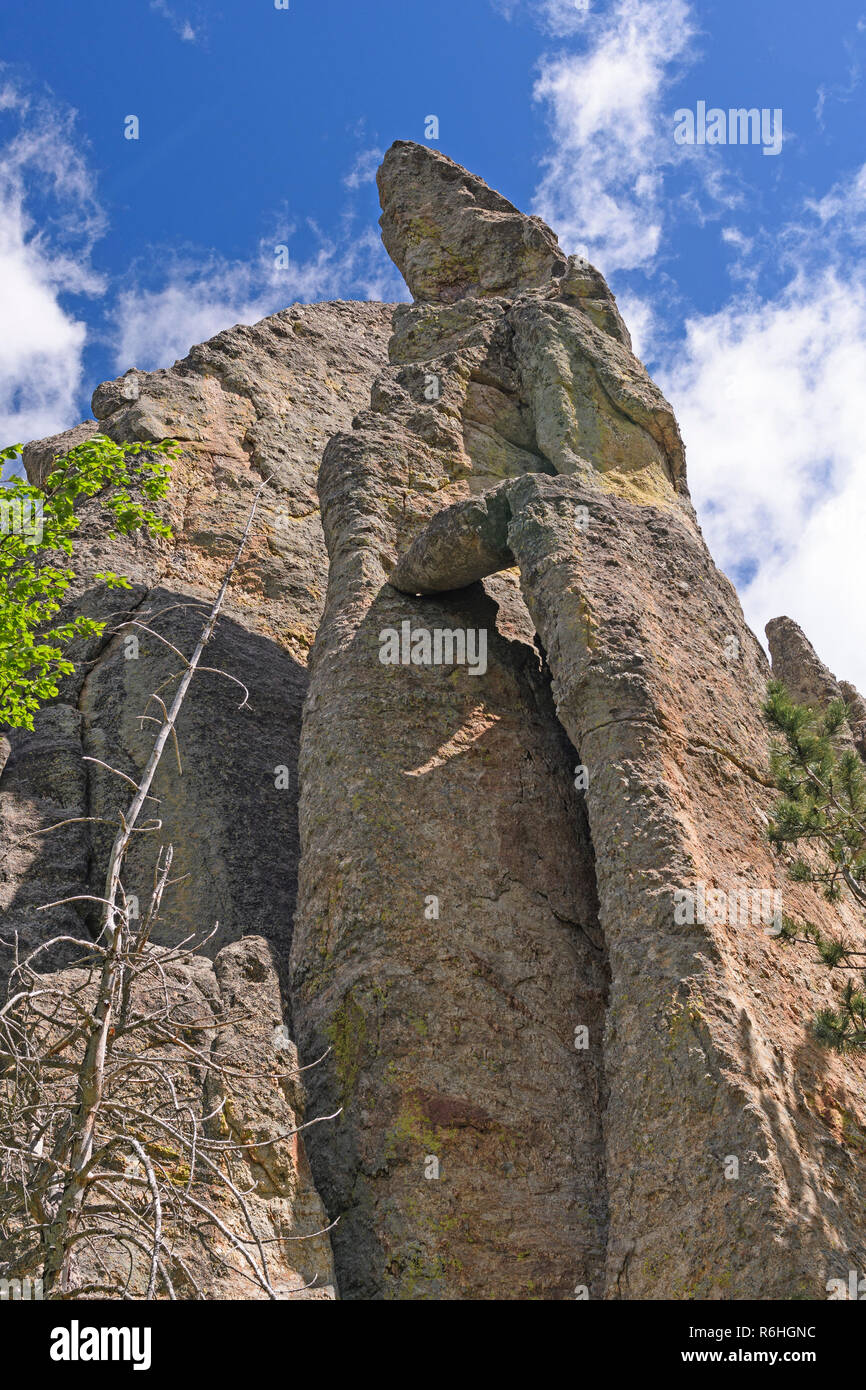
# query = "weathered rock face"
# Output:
<box><xmin>291</xmin><ymin>151</ymin><xmax>620</xmax><ymax>1300</ymax></box>
<box><xmin>2</xmin><ymin>301</ymin><xmax>393</xmax><ymax>975</ymax></box>
<box><xmin>766</xmin><ymin>616</ymin><xmax>849</xmax><ymax>714</ymax></box>
<box><xmin>840</xmin><ymin>683</ymin><xmax>866</xmax><ymax>759</ymax></box>
<box><xmin>379</xmin><ymin>141</ymin><xmax>569</xmax><ymax>304</ymax></box>
<box><xmin>294</xmin><ymin>142</ymin><xmax>866</xmax><ymax>1300</ymax></box>
<box><xmin>2</xmin><ymin>301</ymin><xmax>392</xmax><ymax>1296</ymax></box>
<box><xmin>1</xmin><ymin>934</ymin><xmax>336</xmax><ymax>1298</ymax></box>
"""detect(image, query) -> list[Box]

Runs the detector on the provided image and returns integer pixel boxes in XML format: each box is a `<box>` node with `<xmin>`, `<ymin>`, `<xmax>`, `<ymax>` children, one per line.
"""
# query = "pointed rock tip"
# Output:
<box><xmin>767</xmin><ymin>615</ymin><xmax>866</xmax><ymax>756</ymax></box>
<box><xmin>766</xmin><ymin>616</ymin><xmax>844</xmax><ymax>710</ymax></box>
<box><xmin>376</xmin><ymin>140</ymin><xmax>569</xmax><ymax>304</ymax></box>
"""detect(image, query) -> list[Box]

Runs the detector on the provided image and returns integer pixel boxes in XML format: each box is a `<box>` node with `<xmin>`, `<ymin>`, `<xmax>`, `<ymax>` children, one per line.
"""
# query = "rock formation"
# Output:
<box><xmin>2</xmin><ymin>301</ymin><xmax>392</xmax><ymax>977</ymax></box>
<box><xmin>2</xmin><ymin>143</ymin><xmax>865</xmax><ymax>1300</ymax></box>
<box><xmin>294</xmin><ymin>144</ymin><xmax>866</xmax><ymax>1300</ymax></box>
<box><xmin>2</xmin><ymin>301</ymin><xmax>392</xmax><ymax>1298</ymax></box>
<box><xmin>767</xmin><ymin>615</ymin><xmax>866</xmax><ymax>760</ymax></box>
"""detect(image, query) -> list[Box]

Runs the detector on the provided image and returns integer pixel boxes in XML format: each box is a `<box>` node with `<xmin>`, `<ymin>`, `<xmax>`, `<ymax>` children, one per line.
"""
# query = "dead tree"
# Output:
<box><xmin>0</xmin><ymin>482</ymin><xmax>337</xmax><ymax>1298</ymax></box>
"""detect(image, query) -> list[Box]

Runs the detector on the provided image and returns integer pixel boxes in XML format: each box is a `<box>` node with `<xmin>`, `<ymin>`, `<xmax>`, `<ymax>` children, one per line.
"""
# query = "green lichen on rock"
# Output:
<box><xmin>326</xmin><ymin>991</ymin><xmax>368</xmax><ymax>1104</ymax></box>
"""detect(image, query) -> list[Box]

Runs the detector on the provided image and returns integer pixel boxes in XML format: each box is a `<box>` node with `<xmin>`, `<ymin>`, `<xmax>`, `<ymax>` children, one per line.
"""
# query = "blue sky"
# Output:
<box><xmin>1</xmin><ymin>0</ymin><xmax>864</xmax><ymax>684</ymax></box>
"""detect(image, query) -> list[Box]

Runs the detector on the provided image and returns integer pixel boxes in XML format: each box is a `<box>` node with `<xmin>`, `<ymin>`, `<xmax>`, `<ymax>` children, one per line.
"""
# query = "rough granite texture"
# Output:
<box><xmin>1</xmin><ymin>935</ymin><xmax>336</xmax><ymax>1298</ymax></box>
<box><xmin>378</xmin><ymin>141</ymin><xmax>569</xmax><ymax>304</ymax></box>
<box><xmin>2</xmin><ymin>143</ymin><xmax>865</xmax><ymax>1301</ymax></box>
<box><xmin>1</xmin><ymin>301</ymin><xmax>392</xmax><ymax>1297</ymax></box>
<box><xmin>2</xmin><ymin>301</ymin><xmax>393</xmax><ymax>974</ymax></box>
<box><xmin>294</xmin><ymin>143</ymin><xmax>866</xmax><ymax>1300</ymax></box>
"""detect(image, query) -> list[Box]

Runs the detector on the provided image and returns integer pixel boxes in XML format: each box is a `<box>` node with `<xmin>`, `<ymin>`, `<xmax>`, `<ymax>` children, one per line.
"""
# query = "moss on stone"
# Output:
<box><xmin>326</xmin><ymin>991</ymin><xmax>367</xmax><ymax>1104</ymax></box>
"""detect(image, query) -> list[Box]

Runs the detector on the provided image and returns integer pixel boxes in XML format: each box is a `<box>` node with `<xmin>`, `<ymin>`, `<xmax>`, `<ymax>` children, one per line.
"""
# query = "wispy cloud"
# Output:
<box><xmin>530</xmin><ymin>0</ymin><xmax>696</xmax><ymax>272</ymax></box>
<box><xmin>111</xmin><ymin>224</ymin><xmax>406</xmax><ymax>372</ymax></box>
<box><xmin>150</xmin><ymin>0</ymin><xmax>198</xmax><ymax>43</ymax></box>
<box><xmin>343</xmin><ymin>147</ymin><xmax>384</xmax><ymax>191</ymax></box>
<box><xmin>806</xmin><ymin>162</ymin><xmax>866</xmax><ymax>244</ymax></box>
<box><xmin>536</xmin><ymin>0</ymin><xmax>593</xmax><ymax>34</ymax></box>
<box><xmin>492</xmin><ymin>0</ymin><xmax>593</xmax><ymax>32</ymax></box>
<box><xmin>814</xmin><ymin>13</ymin><xmax>863</xmax><ymax>126</ymax></box>
<box><xmin>0</xmin><ymin>81</ymin><xmax>105</xmax><ymax>451</ymax></box>
<box><xmin>661</xmin><ymin>189</ymin><xmax>866</xmax><ymax>691</ymax></box>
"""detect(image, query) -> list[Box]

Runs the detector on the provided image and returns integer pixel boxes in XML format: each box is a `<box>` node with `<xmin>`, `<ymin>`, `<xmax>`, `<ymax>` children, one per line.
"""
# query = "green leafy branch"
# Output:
<box><xmin>0</xmin><ymin>434</ymin><xmax>179</xmax><ymax>733</ymax></box>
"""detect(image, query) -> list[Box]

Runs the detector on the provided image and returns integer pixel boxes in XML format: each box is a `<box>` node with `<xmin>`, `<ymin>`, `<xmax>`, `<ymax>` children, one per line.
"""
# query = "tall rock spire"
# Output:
<box><xmin>293</xmin><ymin>142</ymin><xmax>866</xmax><ymax>1300</ymax></box>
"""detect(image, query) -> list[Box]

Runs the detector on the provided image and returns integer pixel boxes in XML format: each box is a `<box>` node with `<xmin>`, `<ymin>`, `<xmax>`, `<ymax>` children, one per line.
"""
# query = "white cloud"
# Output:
<box><xmin>614</xmin><ymin>289</ymin><xmax>653</xmax><ymax>360</ymax></box>
<box><xmin>343</xmin><ymin>147</ymin><xmax>384</xmax><ymax>191</ymax></box>
<box><xmin>150</xmin><ymin>0</ymin><xmax>198</xmax><ymax>43</ymax></box>
<box><xmin>661</xmin><ymin>264</ymin><xmax>866</xmax><ymax>691</ymax></box>
<box><xmin>813</xmin><ymin>14</ymin><xmax>863</xmax><ymax>127</ymax></box>
<box><xmin>531</xmin><ymin>0</ymin><xmax>695</xmax><ymax>272</ymax></box>
<box><xmin>492</xmin><ymin>0</ymin><xmax>593</xmax><ymax>31</ymax></box>
<box><xmin>112</xmin><ymin>226</ymin><xmax>406</xmax><ymax>372</ymax></box>
<box><xmin>807</xmin><ymin>162</ymin><xmax>866</xmax><ymax>240</ymax></box>
<box><xmin>537</xmin><ymin>0</ymin><xmax>593</xmax><ymax>34</ymax></box>
<box><xmin>0</xmin><ymin>84</ymin><xmax>105</xmax><ymax>453</ymax></box>
<box><xmin>720</xmin><ymin>226</ymin><xmax>753</xmax><ymax>255</ymax></box>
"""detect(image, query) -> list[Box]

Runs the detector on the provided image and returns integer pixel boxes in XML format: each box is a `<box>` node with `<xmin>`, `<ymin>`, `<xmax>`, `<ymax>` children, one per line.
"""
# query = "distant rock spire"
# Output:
<box><xmin>766</xmin><ymin>614</ymin><xmax>866</xmax><ymax>757</ymax></box>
